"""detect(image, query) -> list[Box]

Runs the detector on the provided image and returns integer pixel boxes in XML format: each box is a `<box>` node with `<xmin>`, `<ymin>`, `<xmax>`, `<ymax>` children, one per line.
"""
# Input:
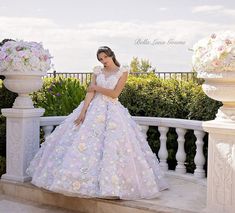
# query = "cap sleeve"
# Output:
<box><xmin>93</xmin><ymin>66</ymin><xmax>102</xmax><ymax>75</ymax></box>
<box><xmin>119</xmin><ymin>65</ymin><xmax>130</xmax><ymax>74</ymax></box>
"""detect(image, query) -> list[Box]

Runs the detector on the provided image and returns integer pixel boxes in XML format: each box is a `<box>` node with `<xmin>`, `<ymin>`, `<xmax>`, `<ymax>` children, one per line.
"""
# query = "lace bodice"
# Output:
<box><xmin>93</xmin><ymin>65</ymin><xmax>129</xmax><ymax>89</ymax></box>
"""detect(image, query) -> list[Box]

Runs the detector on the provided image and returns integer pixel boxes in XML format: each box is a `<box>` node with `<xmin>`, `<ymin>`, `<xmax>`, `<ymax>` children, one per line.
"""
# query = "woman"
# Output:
<box><xmin>26</xmin><ymin>46</ymin><xmax>168</xmax><ymax>200</ymax></box>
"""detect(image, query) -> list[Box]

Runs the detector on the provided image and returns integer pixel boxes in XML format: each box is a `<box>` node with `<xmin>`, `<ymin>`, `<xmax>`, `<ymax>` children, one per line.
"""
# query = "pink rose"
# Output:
<box><xmin>212</xmin><ymin>59</ymin><xmax>221</xmax><ymax>67</ymax></box>
<box><xmin>43</xmin><ymin>55</ymin><xmax>48</xmax><ymax>61</ymax></box>
<box><xmin>0</xmin><ymin>51</ymin><xmax>6</xmax><ymax>60</ymax></box>
<box><xmin>16</xmin><ymin>46</ymin><xmax>23</xmax><ymax>51</ymax></box>
<box><xmin>218</xmin><ymin>46</ymin><xmax>224</xmax><ymax>51</ymax></box>
<box><xmin>5</xmin><ymin>56</ymin><xmax>12</xmax><ymax>62</ymax></box>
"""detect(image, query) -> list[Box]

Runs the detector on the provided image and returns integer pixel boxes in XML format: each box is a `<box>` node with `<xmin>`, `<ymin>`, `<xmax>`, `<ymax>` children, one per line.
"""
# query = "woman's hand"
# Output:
<box><xmin>87</xmin><ymin>84</ymin><xmax>97</xmax><ymax>93</ymax></box>
<box><xmin>73</xmin><ymin>111</ymin><xmax>86</xmax><ymax>126</ymax></box>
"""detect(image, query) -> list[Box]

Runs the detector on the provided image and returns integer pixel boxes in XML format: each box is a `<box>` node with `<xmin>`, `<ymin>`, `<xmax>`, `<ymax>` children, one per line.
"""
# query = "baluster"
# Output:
<box><xmin>158</xmin><ymin>126</ymin><xmax>169</xmax><ymax>171</ymax></box>
<box><xmin>194</xmin><ymin>130</ymin><xmax>206</xmax><ymax>178</ymax></box>
<box><xmin>139</xmin><ymin>125</ymin><xmax>149</xmax><ymax>139</ymax></box>
<box><xmin>42</xmin><ymin>125</ymin><xmax>54</xmax><ymax>139</ymax></box>
<box><xmin>175</xmin><ymin>128</ymin><xmax>187</xmax><ymax>174</ymax></box>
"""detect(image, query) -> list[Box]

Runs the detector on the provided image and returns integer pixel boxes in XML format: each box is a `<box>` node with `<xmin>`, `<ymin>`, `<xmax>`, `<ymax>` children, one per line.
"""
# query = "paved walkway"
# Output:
<box><xmin>0</xmin><ymin>194</ymin><xmax>79</xmax><ymax>213</ymax></box>
<box><xmin>0</xmin><ymin>175</ymin><xmax>207</xmax><ymax>213</ymax></box>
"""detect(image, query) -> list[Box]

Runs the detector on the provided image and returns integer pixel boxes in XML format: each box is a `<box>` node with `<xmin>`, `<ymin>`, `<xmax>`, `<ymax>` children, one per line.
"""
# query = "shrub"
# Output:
<box><xmin>120</xmin><ymin>74</ymin><xmax>221</xmax><ymax>120</ymax></box>
<box><xmin>0</xmin><ymin>79</ymin><xmax>17</xmax><ymax>158</ymax></box>
<box><xmin>0</xmin><ymin>156</ymin><xmax>6</xmax><ymax>177</ymax></box>
<box><xmin>31</xmin><ymin>76</ymin><xmax>86</xmax><ymax>116</ymax></box>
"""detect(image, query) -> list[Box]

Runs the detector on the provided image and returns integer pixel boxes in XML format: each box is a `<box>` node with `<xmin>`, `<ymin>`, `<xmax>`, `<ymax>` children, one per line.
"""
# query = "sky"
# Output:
<box><xmin>0</xmin><ymin>0</ymin><xmax>235</xmax><ymax>72</ymax></box>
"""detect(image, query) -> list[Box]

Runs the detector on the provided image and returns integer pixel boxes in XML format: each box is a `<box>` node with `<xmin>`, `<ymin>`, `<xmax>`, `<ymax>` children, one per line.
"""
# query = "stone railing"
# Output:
<box><xmin>46</xmin><ymin>71</ymin><xmax>197</xmax><ymax>84</ymax></box>
<box><xmin>40</xmin><ymin>115</ymin><xmax>206</xmax><ymax>181</ymax></box>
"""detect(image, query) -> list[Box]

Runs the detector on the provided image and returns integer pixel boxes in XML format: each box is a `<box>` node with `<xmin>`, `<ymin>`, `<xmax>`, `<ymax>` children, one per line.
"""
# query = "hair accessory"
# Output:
<box><xmin>98</xmin><ymin>46</ymin><xmax>109</xmax><ymax>50</ymax></box>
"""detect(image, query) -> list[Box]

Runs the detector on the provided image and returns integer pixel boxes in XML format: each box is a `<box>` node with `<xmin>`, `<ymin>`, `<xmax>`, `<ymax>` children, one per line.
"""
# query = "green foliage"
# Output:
<box><xmin>187</xmin><ymin>85</ymin><xmax>223</xmax><ymax>120</ymax></box>
<box><xmin>0</xmin><ymin>156</ymin><xmax>6</xmax><ymax>177</ymax></box>
<box><xmin>0</xmin><ymin>115</ymin><xmax>6</xmax><ymax>157</ymax></box>
<box><xmin>0</xmin><ymin>79</ymin><xmax>17</xmax><ymax>158</ymax></box>
<box><xmin>0</xmin><ymin>78</ymin><xmax>17</xmax><ymax>176</ymax></box>
<box><xmin>30</xmin><ymin>76</ymin><xmax>86</xmax><ymax>116</ymax></box>
<box><xmin>0</xmin><ymin>79</ymin><xmax>18</xmax><ymax>109</ymax></box>
<box><xmin>130</xmin><ymin>57</ymin><xmax>155</xmax><ymax>73</ymax></box>
<box><xmin>120</xmin><ymin>74</ymin><xmax>221</xmax><ymax>120</ymax></box>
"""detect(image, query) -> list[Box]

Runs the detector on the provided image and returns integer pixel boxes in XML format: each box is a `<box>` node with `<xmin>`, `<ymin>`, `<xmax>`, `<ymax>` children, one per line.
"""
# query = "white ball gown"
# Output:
<box><xmin>26</xmin><ymin>65</ymin><xmax>169</xmax><ymax>200</ymax></box>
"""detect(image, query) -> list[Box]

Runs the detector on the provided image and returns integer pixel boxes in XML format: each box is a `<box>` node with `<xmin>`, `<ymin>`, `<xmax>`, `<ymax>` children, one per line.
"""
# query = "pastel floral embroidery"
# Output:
<box><xmin>111</xmin><ymin>175</ymin><xmax>119</xmax><ymax>184</ymax></box>
<box><xmin>72</xmin><ymin>181</ymin><xmax>81</xmax><ymax>190</ymax></box>
<box><xmin>95</xmin><ymin>114</ymin><xmax>105</xmax><ymax>123</ymax></box>
<box><xmin>107</xmin><ymin>121</ymin><xmax>117</xmax><ymax>130</ymax></box>
<box><xmin>78</xmin><ymin>143</ymin><xmax>86</xmax><ymax>152</ymax></box>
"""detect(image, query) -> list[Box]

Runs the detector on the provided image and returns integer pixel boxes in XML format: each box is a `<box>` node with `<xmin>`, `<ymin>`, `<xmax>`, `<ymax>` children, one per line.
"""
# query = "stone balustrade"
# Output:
<box><xmin>40</xmin><ymin>115</ymin><xmax>206</xmax><ymax>180</ymax></box>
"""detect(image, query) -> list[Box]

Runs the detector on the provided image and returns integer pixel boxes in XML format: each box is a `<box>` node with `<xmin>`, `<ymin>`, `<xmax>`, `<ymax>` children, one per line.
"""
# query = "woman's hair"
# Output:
<box><xmin>96</xmin><ymin>46</ymin><xmax>120</xmax><ymax>67</ymax></box>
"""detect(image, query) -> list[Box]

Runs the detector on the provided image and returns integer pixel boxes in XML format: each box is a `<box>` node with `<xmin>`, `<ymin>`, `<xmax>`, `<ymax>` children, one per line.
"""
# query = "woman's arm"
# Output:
<box><xmin>80</xmin><ymin>74</ymin><xmax>97</xmax><ymax>114</ymax></box>
<box><xmin>87</xmin><ymin>72</ymin><xmax>128</xmax><ymax>99</ymax></box>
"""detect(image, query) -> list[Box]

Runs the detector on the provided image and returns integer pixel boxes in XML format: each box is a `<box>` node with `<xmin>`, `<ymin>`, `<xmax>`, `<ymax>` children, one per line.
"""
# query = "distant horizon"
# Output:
<box><xmin>1</xmin><ymin>0</ymin><xmax>235</xmax><ymax>72</ymax></box>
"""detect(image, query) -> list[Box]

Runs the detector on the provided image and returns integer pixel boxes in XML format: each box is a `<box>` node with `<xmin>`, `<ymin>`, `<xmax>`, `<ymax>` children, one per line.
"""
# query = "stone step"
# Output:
<box><xmin>0</xmin><ymin>176</ymin><xmax>206</xmax><ymax>213</ymax></box>
<box><xmin>0</xmin><ymin>194</ymin><xmax>79</xmax><ymax>213</ymax></box>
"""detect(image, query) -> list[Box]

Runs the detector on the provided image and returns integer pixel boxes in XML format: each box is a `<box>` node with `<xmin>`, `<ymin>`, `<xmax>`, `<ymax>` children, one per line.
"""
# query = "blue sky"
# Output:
<box><xmin>0</xmin><ymin>0</ymin><xmax>235</xmax><ymax>72</ymax></box>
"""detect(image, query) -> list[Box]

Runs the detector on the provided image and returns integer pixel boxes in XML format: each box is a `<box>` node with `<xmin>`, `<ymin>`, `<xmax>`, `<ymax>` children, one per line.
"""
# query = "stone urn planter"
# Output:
<box><xmin>1</xmin><ymin>70</ymin><xmax>46</xmax><ymax>109</ymax></box>
<box><xmin>192</xmin><ymin>31</ymin><xmax>235</xmax><ymax>122</ymax></box>
<box><xmin>198</xmin><ymin>71</ymin><xmax>235</xmax><ymax>122</ymax></box>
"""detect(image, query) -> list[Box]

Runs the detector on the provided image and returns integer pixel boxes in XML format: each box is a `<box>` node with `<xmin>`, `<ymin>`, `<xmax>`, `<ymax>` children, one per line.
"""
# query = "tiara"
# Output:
<box><xmin>98</xmin><ymin>46</ymin><xmax>109</xmax><ymax>50</ymax></box>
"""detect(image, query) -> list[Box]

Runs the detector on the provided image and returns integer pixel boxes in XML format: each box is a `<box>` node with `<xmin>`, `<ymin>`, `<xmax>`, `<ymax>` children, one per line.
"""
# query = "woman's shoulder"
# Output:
<box><xmin>92</xmin><ymin>64</ymin><xmax>130</xmax><ymax>75</ymax></box>
<box><xmin>119</xmin><ymin>64</ymin><xmax>130</xmax><ymax>74</ymax></box>
<box><xmin>92</xmin><ymin>65</ymin><xmax>102</xmax><ymax>75</ymax></box>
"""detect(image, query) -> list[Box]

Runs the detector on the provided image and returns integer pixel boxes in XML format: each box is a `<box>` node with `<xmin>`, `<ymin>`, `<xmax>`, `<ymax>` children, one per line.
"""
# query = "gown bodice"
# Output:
<box><xmin>92</xmin><ymin>65</ymin><xmax>130</xmax><ymax>102</ymax></box>
<box><xmin>93</xmin><ymin>65</ymin><xmax>129</xmax><ymax>90</ymax></box>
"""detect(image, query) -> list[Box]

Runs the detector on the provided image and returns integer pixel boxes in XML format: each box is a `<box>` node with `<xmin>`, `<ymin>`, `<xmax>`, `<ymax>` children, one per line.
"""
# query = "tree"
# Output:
<box><xmin>130</xmin><ymin>57</ymin><xmax>155</xmax><ymax>73</ymax></box>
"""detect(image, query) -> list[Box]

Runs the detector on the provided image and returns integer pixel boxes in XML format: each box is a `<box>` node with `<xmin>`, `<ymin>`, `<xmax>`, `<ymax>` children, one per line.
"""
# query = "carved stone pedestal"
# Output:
<box><xmin>1</xmin><ymin>108</ymin><xmax>45</xmax><ymax>182</ymax></box>
<box><xmin>203</xmin><ymin>120</ymin><xmax>235</xmax><ymax>213</ymax></box>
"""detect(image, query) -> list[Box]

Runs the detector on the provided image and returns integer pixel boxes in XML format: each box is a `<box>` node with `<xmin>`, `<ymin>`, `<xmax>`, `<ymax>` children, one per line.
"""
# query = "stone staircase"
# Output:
<box><xmin>0</xmin><ymin>175</ymin><xmax>206</xmax><ymax>213</ymax></box>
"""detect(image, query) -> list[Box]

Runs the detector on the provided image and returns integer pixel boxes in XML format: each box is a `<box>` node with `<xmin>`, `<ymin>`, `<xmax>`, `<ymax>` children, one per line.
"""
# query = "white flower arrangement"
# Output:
<box><xmin>192</xmin><ymin>31</ymin><xmax>235</xmax><ymax>74</ymax></box>
<box><xmin>0</xmin><ymin>40</ymin><xmax>52</xmax><ymax>73</ymax></box>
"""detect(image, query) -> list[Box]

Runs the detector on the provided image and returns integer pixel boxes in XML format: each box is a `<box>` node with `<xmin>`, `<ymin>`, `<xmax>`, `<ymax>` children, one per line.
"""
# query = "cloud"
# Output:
<box><xmin>192</xmin><ymin>5</ymin><xmax>224</xmax><ymax>13</ymax></box>
<box><xmin>0</xmin><ymin>6</ymin><xmax>7</xmax><ymax>10</ymax></box>
<box><xmin>192</xmin><ymin>5</ymin><xmax>235</xmax><ymax>17</ymax></box>
<box><xmin>0</xmin><ymin>16</ymin><xmax>235</xmax><ymax>72</ymax></box>
<box><xmin>159</xmin><ymin>7</ymin><xmax>167</xmax><ymax>11</ymax></box>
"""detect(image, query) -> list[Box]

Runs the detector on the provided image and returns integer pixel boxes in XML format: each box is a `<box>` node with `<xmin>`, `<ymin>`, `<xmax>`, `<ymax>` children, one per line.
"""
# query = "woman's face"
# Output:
<box><xmin>98</xmin><ymin>52</ymin><xmax>114</xmax><ymax>67</ymax></box>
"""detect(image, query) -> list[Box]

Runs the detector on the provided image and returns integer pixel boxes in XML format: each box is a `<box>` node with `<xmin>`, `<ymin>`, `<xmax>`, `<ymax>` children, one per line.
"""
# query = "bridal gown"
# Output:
<box><xmin>26</xmin><ymin>65</ymin><xmax>168</xmax><ymax>200</ymax></box>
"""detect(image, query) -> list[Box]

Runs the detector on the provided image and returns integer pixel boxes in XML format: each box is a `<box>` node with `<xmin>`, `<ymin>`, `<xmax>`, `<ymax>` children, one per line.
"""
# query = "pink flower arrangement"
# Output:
<box><xmin>192</xmin><ymin>31</ymin><xmax>235</xmax><ymax>74</ymax></box>
<box><xmin>0</xmin><ymin>40</ymin><xmax>52</xmax><ymax>73</ymax></box>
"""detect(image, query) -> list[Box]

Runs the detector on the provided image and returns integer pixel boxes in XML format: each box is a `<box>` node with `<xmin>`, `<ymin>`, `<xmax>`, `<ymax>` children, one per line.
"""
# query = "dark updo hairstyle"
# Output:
<box><xmin>96</xmin><ymin>46</ymin><xmax>120</xmax><ymax>67</ymax></box>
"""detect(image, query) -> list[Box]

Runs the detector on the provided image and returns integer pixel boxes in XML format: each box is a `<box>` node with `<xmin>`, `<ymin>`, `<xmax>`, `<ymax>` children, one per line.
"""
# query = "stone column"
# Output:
<box><xmin>203</xmin><ymin>120</ymin><xmax>235</xmax><ymax>213</ymax></box>
<box><xmin>1</xmin><ymin>108</ymin><xmax>45</xmax><ymax>182</ymax></box>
